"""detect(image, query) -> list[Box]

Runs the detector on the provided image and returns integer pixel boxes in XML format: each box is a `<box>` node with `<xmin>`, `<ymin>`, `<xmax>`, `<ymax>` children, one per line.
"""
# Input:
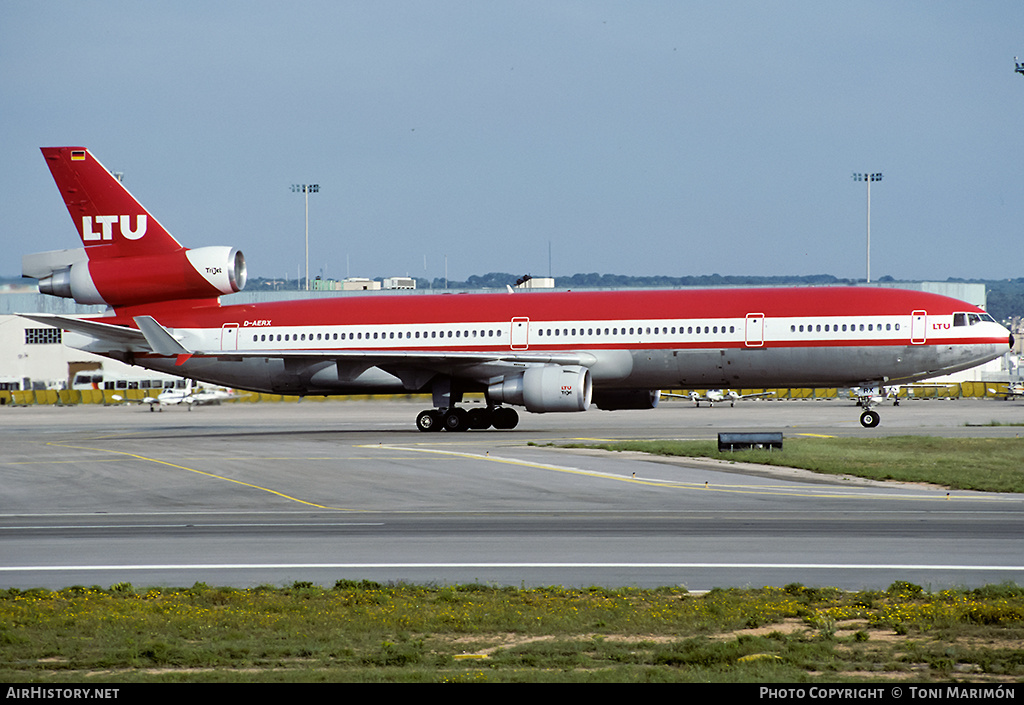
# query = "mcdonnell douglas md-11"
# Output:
<box><xmin>19</xmin><ymin>147</ymin><xmax>1014</xmax><ymax>430</ymax></box>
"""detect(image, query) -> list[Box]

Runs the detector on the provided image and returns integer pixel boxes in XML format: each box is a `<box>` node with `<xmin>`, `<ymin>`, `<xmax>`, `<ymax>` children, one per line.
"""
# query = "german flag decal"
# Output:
<box><xmin>70</xmin><ymin>150</ymin><xmax>86</xmax><ymax>161</ymax></box>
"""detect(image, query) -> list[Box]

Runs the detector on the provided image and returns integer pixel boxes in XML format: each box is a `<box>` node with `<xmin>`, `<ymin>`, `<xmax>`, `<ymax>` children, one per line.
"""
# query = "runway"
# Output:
<box><xmin>2</xmin><ymin>398</ymin><xmax>1023</xmax><ymax>591</ymax></box>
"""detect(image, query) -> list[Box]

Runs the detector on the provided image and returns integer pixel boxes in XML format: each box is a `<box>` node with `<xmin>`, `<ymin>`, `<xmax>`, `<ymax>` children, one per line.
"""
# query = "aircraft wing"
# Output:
<box><xmin>110</xmin><ymin>394</ymin><xmax>160</xmax><ymax>405</ymax></box>
<box><xmin>218</xmin><ymin>349</ymin><xmax>596</xmax><ymax>365</ymax></box>
<box><xmin>127</xmin><ymin>317</ymin><xmax>597</xmax><ymax>369</ymax></box>
<box><xmin>19</xmin><ymin>313</ymin><xmax>598</xmax><ymax>368</ymax></box>
<box><xmin>17</xmin><ymin>312</ymin><xmax>596</xmax><ymax>375</ymax></box>
<box><xmin>735</xmin><ymin>391</ymin><xmax>775</xmax><ymax>399</ymax></box>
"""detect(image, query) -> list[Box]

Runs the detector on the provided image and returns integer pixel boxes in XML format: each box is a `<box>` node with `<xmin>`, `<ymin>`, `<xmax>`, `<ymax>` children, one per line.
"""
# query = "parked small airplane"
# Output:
<box><xmin>988</xmin><ymin>382</ymin><xmax>1024</xmax><ymax>400</ymax></box>
<box><xmin>112</xmin><ymin>384</ymin><xmax>238</xmax><ymax>411</ymax></box>
<box><xmin>680</xmin><ymin>390</ymin><xmax>775</xmax><ymax>407</ymax></box>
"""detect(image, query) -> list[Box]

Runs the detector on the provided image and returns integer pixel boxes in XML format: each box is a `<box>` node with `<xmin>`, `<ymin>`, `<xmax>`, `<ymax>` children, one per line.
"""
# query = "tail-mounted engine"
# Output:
<box><xmin>24</xmin><ymin>246</ymin><xmax>246</xmax><ymax>306</ymax></box>
<box><xmin>487</xmin><ymin>365</ymin><xmax>592</xmax><ymax>413</ymax></box>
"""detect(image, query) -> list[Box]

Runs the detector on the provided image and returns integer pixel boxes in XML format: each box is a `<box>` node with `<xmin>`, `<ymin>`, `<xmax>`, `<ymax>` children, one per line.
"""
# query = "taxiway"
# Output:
<box><xmin>2</xmin><ymin>398</ymin><xmax>1022</xmax><ymax>590</ymax></box>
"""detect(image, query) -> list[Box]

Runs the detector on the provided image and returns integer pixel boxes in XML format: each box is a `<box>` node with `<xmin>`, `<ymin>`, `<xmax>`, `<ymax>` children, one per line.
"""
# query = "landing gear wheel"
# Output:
<box><xmin>416</xmin><ymin>409</ymin><xmax>443</xmax><ymax>432</ymax></box>
<box><xmin>443</xmin><ymin>407</ymin><xmax>470</xmax><ymax>432</ymax></box>
<box><xmin>491</xmin><ymin>406</ymin><xmax>519</xmax><ymax>430</ymax></box>
<box><xmin>467</xmin><ymin>407</ymin><xmax>493</xmax><ymax>430</ymax></box>
<box><xmin>859</xmin><ymin>409</ymin><xmax>880</xmax><ymax>428</ymax></box>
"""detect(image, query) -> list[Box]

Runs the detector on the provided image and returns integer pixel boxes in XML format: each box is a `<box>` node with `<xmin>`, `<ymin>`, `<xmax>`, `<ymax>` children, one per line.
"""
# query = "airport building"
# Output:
<box><xmin>0</xmin><ymin>282</ymin><xmax>1018</xmax><ymax>397</ymax></box>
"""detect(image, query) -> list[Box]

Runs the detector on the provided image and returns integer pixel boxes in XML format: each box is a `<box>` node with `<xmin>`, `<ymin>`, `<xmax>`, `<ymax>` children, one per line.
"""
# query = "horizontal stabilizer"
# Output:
<box><xmin>22</xmin><ymin>248</ymin><xmax>87</xmax><ymax>279</ymax></box>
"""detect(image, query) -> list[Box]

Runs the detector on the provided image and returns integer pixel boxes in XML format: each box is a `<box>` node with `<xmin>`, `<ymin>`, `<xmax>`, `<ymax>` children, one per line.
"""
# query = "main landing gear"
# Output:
<box><xmin>416</xmin><ymin>405</ymin><xmax>519</xmax><ymax>432</ymax></box>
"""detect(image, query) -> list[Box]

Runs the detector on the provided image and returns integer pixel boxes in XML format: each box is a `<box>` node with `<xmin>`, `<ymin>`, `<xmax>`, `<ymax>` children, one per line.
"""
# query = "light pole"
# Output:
<box><xmin>852</xmin><ymin>172</ymin><xmax>882</xmax><ymax>283</ymax></box>
<box><xmin>291</xmin><ymin>183</ymin><xmax>319</xmax><ymax>290</ymax></box>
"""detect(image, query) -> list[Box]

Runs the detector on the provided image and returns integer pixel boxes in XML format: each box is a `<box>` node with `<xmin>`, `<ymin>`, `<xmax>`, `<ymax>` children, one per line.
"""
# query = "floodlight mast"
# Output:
<box><xmin>852</xmin><ymin>172</ymin><xmax>882</xmax><ymax>283</ymax></box>
<box><xmin>291</xmin><ymin>183</ymin><xmax>320</xmax><ymax>291</ymax></box>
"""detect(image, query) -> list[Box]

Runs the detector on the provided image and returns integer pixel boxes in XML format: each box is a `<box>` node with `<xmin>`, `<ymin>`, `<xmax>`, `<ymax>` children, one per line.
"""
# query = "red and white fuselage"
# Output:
<box><xmin>21</xmin><ymin>147</ymin><xmax>1013</xmax><ymax>430</ymax></box>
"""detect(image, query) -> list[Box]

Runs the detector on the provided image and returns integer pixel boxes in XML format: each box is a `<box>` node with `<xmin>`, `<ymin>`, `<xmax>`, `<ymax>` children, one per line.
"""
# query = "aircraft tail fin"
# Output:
<box><xmin>28</xmin><ymin>147</ymin><xmax>246</xmax><ymax>307</ymax></box>
<box><xmin>41</xmin><ymin>147</ymin><xmax>183</xmax><ymax>259</ymax></box>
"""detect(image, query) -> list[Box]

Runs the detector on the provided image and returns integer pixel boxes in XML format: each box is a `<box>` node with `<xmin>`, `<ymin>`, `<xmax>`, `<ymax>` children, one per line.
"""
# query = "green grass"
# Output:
<box><xmin>561</xmin><ymin>437</ymin><xmax>1024</xmax><ymax>493</ymax></box>
<box><xmin>2</xmin><ymin>580</ymin><xmax>1024</xmax><ymax>682</ymax></box>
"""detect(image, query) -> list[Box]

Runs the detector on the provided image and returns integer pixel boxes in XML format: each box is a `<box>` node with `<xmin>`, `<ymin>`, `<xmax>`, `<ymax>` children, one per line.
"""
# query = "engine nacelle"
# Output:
<box><xmin>35</xmin><ymin>246</ymin><xmax>246</xmax><ymax>306</ymax></box>
<box><xmin>592</xmin><ymin>389</ymin><xmax>661</xmax><ymax>410</ymax></box>
<box><xmin>487</xmin><ymin>365</ymin><xmax>592</xmax><ymax>413</ymax></box>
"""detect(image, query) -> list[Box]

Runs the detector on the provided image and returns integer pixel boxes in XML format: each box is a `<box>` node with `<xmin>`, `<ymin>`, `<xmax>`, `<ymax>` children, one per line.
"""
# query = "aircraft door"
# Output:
<box><xmin>911</xmin><ymin>310</ymin><xmax>927</xmax><ymax>345</ymax></box>
<box><xmin>221</xmin><ymin>323</ymin><xmax>239</xmax><ymax>351</ymax></box>
<box><xmin>744</xmin><ymin>313</ymin><xmax>765</xmax><ymax>347</ymax></box>
<box><xmin>510</xmin><ymin>317</ymin><xmax>529</xmax><ymax>350</ymax></box>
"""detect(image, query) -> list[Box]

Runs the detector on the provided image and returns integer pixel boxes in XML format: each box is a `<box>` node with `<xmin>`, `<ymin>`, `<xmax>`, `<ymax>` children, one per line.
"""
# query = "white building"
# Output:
<box><xmin>383</xmin><ymin>277</ymin><xmax>416</xmax><ymax>290</ymax></box>
<box><xmin>342</xmin><ymin>277</ymin><xmax>382</xmax><ymax>291</ymax></box>
<box><xmin>0</xmin><ymin>307</ymin><xmax>181</xmax><ymax>391</ymax></box>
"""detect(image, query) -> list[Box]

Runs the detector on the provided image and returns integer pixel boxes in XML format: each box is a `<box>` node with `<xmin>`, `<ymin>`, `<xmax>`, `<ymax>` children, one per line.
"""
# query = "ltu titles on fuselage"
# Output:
<box><xmin>18</xmin><ymin>146</ymin><xmax>1014</xmax><ymax>433</ymax></box>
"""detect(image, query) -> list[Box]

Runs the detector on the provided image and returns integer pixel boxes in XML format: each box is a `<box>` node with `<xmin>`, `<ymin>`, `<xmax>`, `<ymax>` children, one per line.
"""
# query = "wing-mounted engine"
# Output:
<box><xmin>487</xmin><ymin>364</ymin><xmax>592</xmax><ymax>413</ymax></box>
<box><xmin>591</xmin><ymin>389</ymin><xmax>661</xmax><ymax>410</ymax></box>
<box><xmin>25</xmin><ymin>245</ymin><xmax>246</xmax><ymax>306</ymax></box>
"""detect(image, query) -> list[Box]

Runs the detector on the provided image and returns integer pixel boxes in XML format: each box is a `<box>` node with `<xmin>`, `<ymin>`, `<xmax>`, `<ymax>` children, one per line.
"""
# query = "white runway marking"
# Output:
<box><xmin>4</xmin><ymin>562</ymin><xmax>1024</xmax><ymax>573</ymax></box>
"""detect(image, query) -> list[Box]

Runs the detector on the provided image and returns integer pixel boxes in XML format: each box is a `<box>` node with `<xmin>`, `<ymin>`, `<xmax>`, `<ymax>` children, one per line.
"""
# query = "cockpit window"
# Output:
<box><xmin>954</xmin><ymin>312</ymin><xmax>994</xmax><ymax>326</ymax></box>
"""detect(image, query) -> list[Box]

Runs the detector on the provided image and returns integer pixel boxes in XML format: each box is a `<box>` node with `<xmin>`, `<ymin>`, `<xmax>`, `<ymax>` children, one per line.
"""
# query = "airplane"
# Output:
<box><xmin>988</xmin><ymin>382</ymin><xmax>1024</xmax><ymax>400</ymax></box>
<box><xmin>111</xmin><ymin>383</ymin><xmax>239</xmax><ymax>410</ymax></box>
<box><xmin>18</xmin><ymin>147</ymin><xmax>1015</xmax><ymax>430</ymax></box>
<box><xmin>677</xmin><ymin>390</ymin><xmax>774</xmax><ymax>407</ymax></box>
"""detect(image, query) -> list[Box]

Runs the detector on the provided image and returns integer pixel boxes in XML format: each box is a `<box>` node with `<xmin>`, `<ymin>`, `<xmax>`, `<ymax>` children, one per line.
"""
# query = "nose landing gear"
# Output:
<box><xmin>859</xmin><ymin>409</ymin><xmax>881</xmax><ymax>428</ymax></box>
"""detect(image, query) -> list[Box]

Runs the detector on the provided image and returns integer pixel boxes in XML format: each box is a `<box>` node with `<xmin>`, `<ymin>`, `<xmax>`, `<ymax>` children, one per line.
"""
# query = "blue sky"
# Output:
<box><xmin>3</xmin><ymin>1</ymin><xmax>1023</xmax><ymax>283</ymax></box>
